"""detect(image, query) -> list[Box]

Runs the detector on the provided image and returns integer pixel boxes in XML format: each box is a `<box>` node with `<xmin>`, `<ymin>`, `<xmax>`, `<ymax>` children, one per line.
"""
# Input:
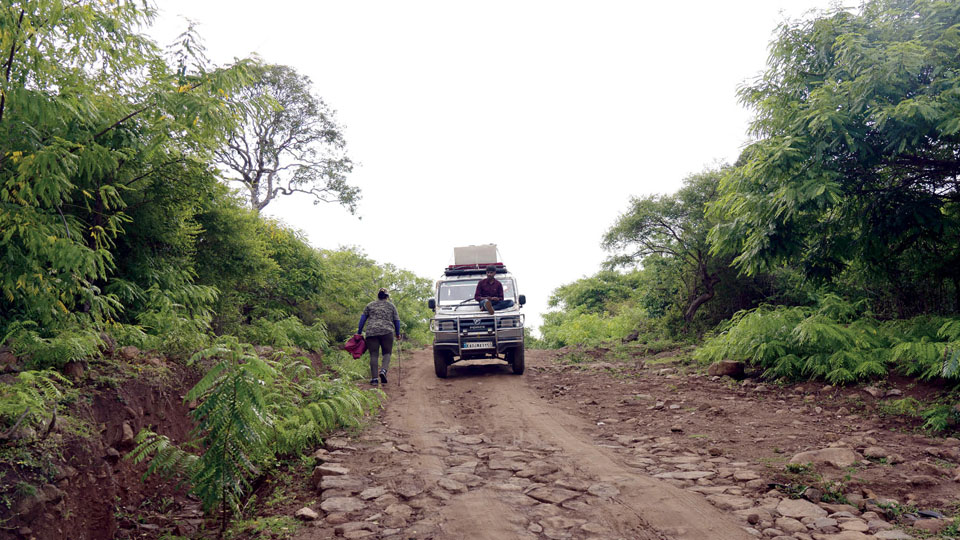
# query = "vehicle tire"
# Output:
<box><xmin>508</xmin><ymin>346</ymin><xmax>525</xmax><ymax>375</ymax></box>
<box><xmin>433</xmin><ymin>348</ymin><xmax>450</xmax><ymax>378</ymax></box>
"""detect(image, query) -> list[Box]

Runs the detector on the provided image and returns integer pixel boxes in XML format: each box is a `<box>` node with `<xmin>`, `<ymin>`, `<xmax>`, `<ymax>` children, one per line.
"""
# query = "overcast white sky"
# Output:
<box><xmin>149</xmin><ymin>0</ymin><xmax>838</xmax><ymax>333</ymax></box>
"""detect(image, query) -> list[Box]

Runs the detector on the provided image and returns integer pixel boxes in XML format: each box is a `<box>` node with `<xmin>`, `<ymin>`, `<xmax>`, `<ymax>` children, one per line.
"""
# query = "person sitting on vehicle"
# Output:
<box><xmin>475</xmin><ymin>265</ymin><xmax>514</xmax><ymax>314</ymax></box>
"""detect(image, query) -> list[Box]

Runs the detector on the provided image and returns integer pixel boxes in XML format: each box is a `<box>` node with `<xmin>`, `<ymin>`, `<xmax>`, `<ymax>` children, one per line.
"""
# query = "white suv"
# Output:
<box><xmin>427</xmin><ymin>264</ymin><xmax>526</xmax><ymax>378</ymax></box>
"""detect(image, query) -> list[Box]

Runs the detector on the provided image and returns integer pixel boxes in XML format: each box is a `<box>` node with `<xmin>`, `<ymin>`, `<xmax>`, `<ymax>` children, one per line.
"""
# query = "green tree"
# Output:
<box><xmin>603</xmin><ymin>169</ymin><xmax>726</xmax><ymax>323</ymax></box>
<box><xmin>709</xmin><ymin>0</ymin><xmax>960</xmax><ymax>316</ymax></box>
<box><xmin>214</xmin><ymin>64</ymin><xmax>357</xmax><ymax>213</ymax></box>
<box><xmin>0</xmin><ymin>1</ymin><xmax>251</xmax><ymax>333</ymax></box>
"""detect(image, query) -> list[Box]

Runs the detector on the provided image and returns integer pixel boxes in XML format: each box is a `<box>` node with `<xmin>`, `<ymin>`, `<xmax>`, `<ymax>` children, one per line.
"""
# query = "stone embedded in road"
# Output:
<box><xmin>315</xmin><ymin>464</ymin><xmax>350</xmax><ymax>476</ymax></box>
<box><xmin>541</xmin><ymin>516</ymin><xmax>586</xmax><ymax>530</ymax></box>
<box><xmin>872</xmin><ymin>531</ymin><xmax>916</xmax><ymax>539</ymax></box>
<box><xmin>660</xmin><ymin>455</ymin><xmax>702</xmax><ymax>464</ymax></box>
<box><xmin>554</xmin><ymin>478</ymin><xmax>590</xmax><ymax>492</ymax></box>
<box><xmin>451</xmin><ymin>434</ymin><xmax>484</xmax><ymax>445</ymax></box>
<box><xmin>774</xmin><ymin>517</ymin><xmax>805</xmax><ymax>533</ymax></box>
<box><xmin>437</xmin><ymin>477</ymin><xmax>467</xmax><ymax>493</ymax></box>
<box><xmin>587</xmin><ymin>483</ymin><xmax>620</xmax><ymax>498</ymax></box>
<box><xmin>733</xmin><ymin>470</ymin><xmax>760</xmax><ymax>481</ymax></box>
<box><xmin>788</xmin><ymin>448</ymin><xmax>859</xmax><ymax>468</ymax></box>
<box><xmin>811</xmin><ymin>531</ymin><xmax>872</xmax><ymax>540</ymax></box>
<box><xmin>516</xmin><ymin>462</ymin><xmax>560</xmax><ymax>478</ymax></box>
<box><xmin>384</xmin><ymin>503</ymin><xmax>414</xmax><ymax>518</ymax></box>
<box><xmin>653</xmin><ymin>471</ymin><xmax>716</xmax><ymax>480</ymax></box>
<box><xmin>526</xmin><ymin>487</ymin><xmax>581</xmax><ymax>504</ymax></box>
<box><xmin>446</xmin><ymin>472</ymin><xmax>483</xmax><ymax>487</ymax></box>
<box><xmin>777</xmin><ymin>498</ymin><xmax>828</xmax><ymax>518</ymax></box>
<box><xmin>488</xmin><ymin>459</ymin><xmax>526</xmax><ymax>471</ymax></box>
<box><xmin>320</xmin><ymin>475</ymin><xmax>364</xmax><ymax>492</ymax></box>
<box><xmin>358</xmin><ymin>486</ymin><xmax>387</xmax><ymax>500</ymax></box>
<box><xmin>396</xmin><ymin>481</ymin><xmax>423</xmax><ymax>499</ymax></box>
<box><xmin>320</xmin><ymin>497</ymin><xmax>365</xmax><ymax>513</ymax></box>
<box><xmin>706</xmin><ymin>494</ymin><xmax>754</xmax><ymax>510</ymax></box>
<box><xmin>447</xmin><ymin>460</ymin><xmax>480</xmax><ymax>474</ymax></box>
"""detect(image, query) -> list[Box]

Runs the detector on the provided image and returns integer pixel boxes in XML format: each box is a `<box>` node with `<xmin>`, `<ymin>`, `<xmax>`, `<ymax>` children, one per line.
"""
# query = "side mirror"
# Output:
<box><xmin>427</xmin><ymin>299</ymin><xmax>436</xmax><ymax>310</ymax></box>
<box><xmin>518</xmin><ymin>295</ymin><xmax>526</xmax><ymax>306</ymax></box>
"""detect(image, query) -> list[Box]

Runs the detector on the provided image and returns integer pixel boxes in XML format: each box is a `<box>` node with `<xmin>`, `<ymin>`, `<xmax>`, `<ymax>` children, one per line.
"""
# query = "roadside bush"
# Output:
<box><xmin>2</xmin><ymin>322</ymin><xmax>103</xmax><ymax>371</ymax></box>
<box><xmin>131</xmin><ymin>338</ymin><xmax>381</xmax><ymax>530</ymax></box>
<box><xmin>239</xmin><ymin>317</ymin><xmax>328</xmax><ymax>351</ymax></box>
<box><xmin>697</xmin><ymin>295</ymin><xmax>960</xmax><ymax>385</ymax></box>
<box><xmin>0</xmin><ymin>370</ymin><xmax>70</xmax><ymax>435</ymax></box>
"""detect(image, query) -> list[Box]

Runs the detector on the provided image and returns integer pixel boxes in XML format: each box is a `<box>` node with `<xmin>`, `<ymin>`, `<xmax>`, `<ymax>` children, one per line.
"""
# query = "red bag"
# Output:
<box><xmin>344</xmin><ymin>334</ymin><xmax>366</xmax><ymax>359</ymax></box>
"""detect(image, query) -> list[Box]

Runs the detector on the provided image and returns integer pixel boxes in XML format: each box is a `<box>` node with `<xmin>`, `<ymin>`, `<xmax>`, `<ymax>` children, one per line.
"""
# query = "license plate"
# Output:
<box><xmin>463</xmin><ymin>342</ymin><xmax>492</xmax><ymax>349</ymax></box>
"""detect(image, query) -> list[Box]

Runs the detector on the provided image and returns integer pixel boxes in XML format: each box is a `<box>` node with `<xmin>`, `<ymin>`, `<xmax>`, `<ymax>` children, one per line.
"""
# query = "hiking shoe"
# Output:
<box><xmin>379</xmin><ymin>369</ymin><xmax>388</xmax><ymax>384</ymax></box>
<box><xmin>369</xmin><ymin>378</ymin><xmax>379</xmax><ymax>385</ymax></box>
<box><xmin>484</xmin><ymin>300</ymin><xmax>494</xmax><ymax>315</ymax></box>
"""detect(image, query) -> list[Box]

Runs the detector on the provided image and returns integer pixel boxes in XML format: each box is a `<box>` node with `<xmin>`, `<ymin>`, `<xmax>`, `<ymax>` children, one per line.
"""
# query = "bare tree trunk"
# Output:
<box><xmin>683</xmin><ymin>261</ymin><xmax>720</xmax><ymax>322</ymax></box>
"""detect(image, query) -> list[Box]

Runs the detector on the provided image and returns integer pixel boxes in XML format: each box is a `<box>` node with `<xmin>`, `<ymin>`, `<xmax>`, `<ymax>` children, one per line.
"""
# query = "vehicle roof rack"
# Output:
<box><xmin>444</xmin><ymin>263</ymin><xmax>507</xmax><ymax>276</ymax></box>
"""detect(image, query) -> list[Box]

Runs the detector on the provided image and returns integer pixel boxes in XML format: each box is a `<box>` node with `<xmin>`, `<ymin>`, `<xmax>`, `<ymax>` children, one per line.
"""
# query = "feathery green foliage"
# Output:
<box><xmin>698</xmin><ymin>295</ymin><xmax>960</xmax><ymax>386</ymax></box>
<box><xmin>2</xmin><ymin>321</ymin><xmax>103</xmax><ymax>370</ymax></box>
<box><xmin>0</xmin><ymin>370</ymin><xmax>69</xmax><ymax>435</ymax></box>
<box><xmin>131</xmin><ymin>338</ymin><xmax>381</xmax><ymax>529</ymax></box>
<box><xmin>709</xmin><ymin>0</ymin><xmax>960</xmax><ymax>317</ymax></box>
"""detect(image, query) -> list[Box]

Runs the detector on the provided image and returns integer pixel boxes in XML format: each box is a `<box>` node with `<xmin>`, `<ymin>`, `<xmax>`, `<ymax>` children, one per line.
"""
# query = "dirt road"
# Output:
<box><xmin>298</xmin><ymin>349</ymin><xmax>753</xmax><ymax>539</ymax></box>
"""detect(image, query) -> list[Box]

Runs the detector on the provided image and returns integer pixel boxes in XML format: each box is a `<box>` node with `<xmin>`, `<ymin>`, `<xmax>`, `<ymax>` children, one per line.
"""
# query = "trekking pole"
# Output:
<box><xmin>397</xmin><ymin>337</ymin><xmax>402</xmax><ymax>389</ymax></box>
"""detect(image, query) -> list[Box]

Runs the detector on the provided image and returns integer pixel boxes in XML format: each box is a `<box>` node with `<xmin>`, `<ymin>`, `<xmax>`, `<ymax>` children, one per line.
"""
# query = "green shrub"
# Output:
<box><xmin>239</xmin><ymin>317</ymin><xmax>328</xmax><ymax>351</ymax></box>
<box><xmin>0</xmin><ymin>370</ymin><xmax>70</xmax><ymax>435</ymax></box>
<box><xmin>131</xmin><ymin>338</ymin><xmax>380</xmax><ymax>531</ymax></box>
<box><xmin>2</xmin><ymin>322</ymin><xmax>103</xmax><ymax>370</ymax></box>
<box><xmin>697</xmin><ymin>295</ymin><xmax>960</xmax><ymax>385</ymax></box>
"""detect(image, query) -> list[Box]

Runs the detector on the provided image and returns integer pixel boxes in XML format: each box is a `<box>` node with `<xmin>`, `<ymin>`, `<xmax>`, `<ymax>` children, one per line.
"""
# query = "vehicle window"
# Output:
<box><xmin>438</xmin><ymin>278</ymin><xmax>516</xmax><ymax>304</ymax></box>
<box><xmin>439</xmin><ymin>280</ymin><xmax>478</xmax><ymax>303</ymax></box>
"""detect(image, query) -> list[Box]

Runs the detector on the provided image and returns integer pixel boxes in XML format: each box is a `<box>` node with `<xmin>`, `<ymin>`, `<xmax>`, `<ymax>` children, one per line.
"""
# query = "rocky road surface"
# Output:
<box><xmin>289</xmin><ymin>348</ymin><xmax>959</xmax><ymax>540</ymax></box>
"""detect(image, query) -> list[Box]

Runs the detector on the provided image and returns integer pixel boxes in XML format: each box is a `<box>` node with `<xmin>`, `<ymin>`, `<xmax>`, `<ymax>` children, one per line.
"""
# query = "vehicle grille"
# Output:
<box><xmin>460</xmin><ymin>317</ymin><xmax>495</xmax><ymax>335</ymax></box>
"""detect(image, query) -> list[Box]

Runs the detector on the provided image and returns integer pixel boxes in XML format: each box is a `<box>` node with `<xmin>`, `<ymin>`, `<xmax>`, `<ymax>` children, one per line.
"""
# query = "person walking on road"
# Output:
<box><xmin>357</xmin><ymin>287</ymin><xmax>401</xmax><ymax>385</ymax></box>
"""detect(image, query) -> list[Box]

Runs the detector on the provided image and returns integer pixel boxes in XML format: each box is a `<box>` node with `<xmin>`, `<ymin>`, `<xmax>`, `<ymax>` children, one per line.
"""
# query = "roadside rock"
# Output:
<box><xmin>863</xmin><ymin>447</ymin><xmax>889</xmax><ymax>460</ymax></box>
<box><xmin>789</xmin><ymin>448</ymin><xmax>859</xmax><ymax>468</ymax></box>
<box><xmin>708</xmin><ymin>361</ymin><xmax>745</xmax><ymax>378</ymax></box>
<box><xmin>295</xmin><ymin>507</ymin><xmax>319</xmax><ymax>521</ymax></box>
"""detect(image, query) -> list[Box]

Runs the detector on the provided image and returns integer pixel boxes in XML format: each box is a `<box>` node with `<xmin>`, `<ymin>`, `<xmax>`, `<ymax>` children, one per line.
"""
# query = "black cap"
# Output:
<box><xmin>378</xmin><ymin>287</ymin><xmax>389</xmax><ymax>299</ymax></box>
<box><xmin>485</xmin><ymin>265</ymin><xmax>497</xmax><ymax>273</ymax></box>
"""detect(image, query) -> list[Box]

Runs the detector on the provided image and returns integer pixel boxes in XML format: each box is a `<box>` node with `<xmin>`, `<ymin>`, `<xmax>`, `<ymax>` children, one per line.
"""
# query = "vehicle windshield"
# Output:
<box><xmin>438</xmin><ymin>278</ymin><xmax>515</xmax><ymax>305</ymax></box>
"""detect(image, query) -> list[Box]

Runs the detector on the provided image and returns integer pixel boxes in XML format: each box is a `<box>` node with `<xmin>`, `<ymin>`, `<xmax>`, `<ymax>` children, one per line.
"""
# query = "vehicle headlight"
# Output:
<box><xmin>435</xmin><ymin>320</ymin><xmax>456</xmax><ymax>331</ymax></box>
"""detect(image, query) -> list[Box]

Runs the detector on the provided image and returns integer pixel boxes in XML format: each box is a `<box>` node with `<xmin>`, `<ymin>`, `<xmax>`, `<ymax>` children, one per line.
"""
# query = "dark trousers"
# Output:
<box><xmin>366</xmin><ymin>334</ymin><xmax>394</xmax><ymax>378</ymax></box>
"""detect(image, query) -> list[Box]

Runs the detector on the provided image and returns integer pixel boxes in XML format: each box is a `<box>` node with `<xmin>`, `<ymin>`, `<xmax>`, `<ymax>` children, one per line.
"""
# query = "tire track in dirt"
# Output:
<box><xmin>379</xmin><ymin>347</ymin><xmax>751</xmax><ymax>540</ymax></box>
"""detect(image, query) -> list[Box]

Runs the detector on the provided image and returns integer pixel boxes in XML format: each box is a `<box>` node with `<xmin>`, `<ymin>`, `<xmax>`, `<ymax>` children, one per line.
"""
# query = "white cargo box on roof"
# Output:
<box><xmin>453</xmin><ymin>244</ymin><xmax>498</xmax><ymax>266</ymax></box>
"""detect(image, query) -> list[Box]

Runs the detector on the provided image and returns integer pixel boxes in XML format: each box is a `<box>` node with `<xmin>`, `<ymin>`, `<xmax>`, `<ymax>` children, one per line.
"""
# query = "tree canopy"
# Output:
<box><xmin>603</xmin><ymin>169</ymin><xmax>725</xmax><ymax>322</ymax></box>
<box><xmin>215</xmin><ymin>64</ymin><xmax>357</xmax><ymax>213</ymax></box>
<box><xmin>709</xmin><ymin>0</ymin><xmax>960</xmax><ymax>316</ymax></box>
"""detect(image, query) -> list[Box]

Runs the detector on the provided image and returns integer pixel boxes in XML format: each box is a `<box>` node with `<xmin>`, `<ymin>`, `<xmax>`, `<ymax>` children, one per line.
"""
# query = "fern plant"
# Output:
<box><xmin>131</xmin><ymin>338</ymin><xmax>382</xmax><ymax>532</ymax></box>
<box><xmin>186</xmin><ymin>338</ymin><xmax>276</xmax><ymax>531</ymax></box>
<box><xmin>0</xmin><ymin>370</ymin><xmax>70</xmax><ymax>438</ymax></box>
<box><xmin>2</xmin><ymin>321</ymin><xmax>104</xmax><ymax>370</ymax></box>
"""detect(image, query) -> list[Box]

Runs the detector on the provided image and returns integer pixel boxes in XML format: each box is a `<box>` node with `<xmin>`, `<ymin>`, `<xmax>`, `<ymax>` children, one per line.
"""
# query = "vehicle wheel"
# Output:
<box><xmin>508</xmin><ymin>347</ymin><xmax>524</xmax><ymax>375</ymax></box>
<box><xmin>433</xmin><ymin>348</ymin><xmax>450</xmax><ymax>378</ymax></box>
